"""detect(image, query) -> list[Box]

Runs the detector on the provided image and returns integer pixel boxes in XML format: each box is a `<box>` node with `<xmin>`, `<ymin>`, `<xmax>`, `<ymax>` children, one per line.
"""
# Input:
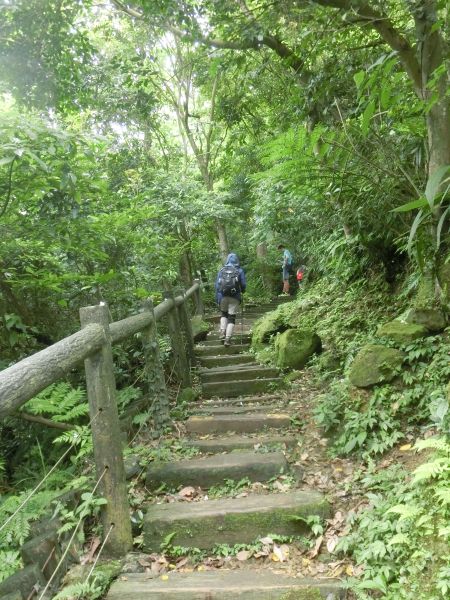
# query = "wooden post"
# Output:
<box><xmin>163</xmin><ymin>289</ymin><xmax>191</xmax><ymax>388</ymax></box>
<box><xmin>79</xmin><ymin>304</ymin><xmax>132</xmax><ymax>557</ymax></box>
<box><xmin>193</xmin><ymin>278</ymin><xmax>204</xmax><ymax>316</ymax></box>
<box><xmin>141</xmin><ymin>298</ymin><xmax>170</xmax><ymax>434</ymax></box>
<box><xmin>175</xmin><ymin>287</ymin><xmax>196</xmax><ymax>367</ymax></box>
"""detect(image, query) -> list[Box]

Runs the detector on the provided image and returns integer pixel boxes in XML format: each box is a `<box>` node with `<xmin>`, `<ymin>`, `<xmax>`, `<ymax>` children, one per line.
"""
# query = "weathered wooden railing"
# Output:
<box><xmin>0</xmin><ymin>279</ymin><xmax>203</xmax><ymax>557</ymax></box>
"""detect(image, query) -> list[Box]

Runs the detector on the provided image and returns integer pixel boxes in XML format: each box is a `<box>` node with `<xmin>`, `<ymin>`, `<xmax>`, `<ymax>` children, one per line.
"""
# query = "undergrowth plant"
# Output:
<box><xmin>315</xmin><ymin>334</ymin><xmax>450</xmax><ymax>458</ymax></box>
<box><xmin>339</xmin><ymin>438</ymin><xmax>450</xmax><ymax>598</ymax></box>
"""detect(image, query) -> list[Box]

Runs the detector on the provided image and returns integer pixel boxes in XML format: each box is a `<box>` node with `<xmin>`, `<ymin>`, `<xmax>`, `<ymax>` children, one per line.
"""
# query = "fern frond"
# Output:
<box><xmin>386</xmin><ymin>504</ymin><xmax>421</xmax><ymax>521</ymax></box>
<box><xmin>412</xmin><ymin>458</ymin><xmax>450</xmax><ymax>484</ymax></box>
<box><xmin>434</xmin><ymin>487</ymin><xmax>450</xmax><ymax>505</ymax></box>
<box><xmin>24</xmin><ymin>383</ymin><xmax>88</xmax><ymax>424</ymax></box>
<box><xmin>0</xmin><ymin>550</ymin><xmax>22</xmax><ymax>583</ymax></box>
<box><xmin>414</xmin><ymin>438</ymin><xmax>450</xmax><ymax>453</ymax></box>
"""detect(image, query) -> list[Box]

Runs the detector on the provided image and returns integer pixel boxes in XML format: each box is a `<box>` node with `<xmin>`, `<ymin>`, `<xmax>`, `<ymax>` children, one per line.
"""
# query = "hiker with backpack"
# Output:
<box><xmin>215</xmin><ymin>253</ymin><xmax>246</xmax><ymax>346</ymax></box>
<box><xmin>277</xmin><ymin>244</ymin><xmax>293</xmax><ymax>295</ymax></box>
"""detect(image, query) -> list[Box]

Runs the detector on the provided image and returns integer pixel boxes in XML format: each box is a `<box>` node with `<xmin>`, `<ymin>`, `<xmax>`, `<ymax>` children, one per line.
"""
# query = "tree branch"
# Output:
<box><xmin>0</xmin><ymin>157</ymin><xmax>16</xmax><ymax>220</ymax></box>
<box><xmin>111</xmin><ymin>0</ymin><xmax>144</xmax><ymax>19</ymax></box>
<box><xmin>311</xmin><ymin>0</ymin><xmax>422</xmax><ymax>95</ymax></box>
<box><xmin>13</xmin><ymin>411</ymin><xmax>73</xmax><ymax>431</ymax></box>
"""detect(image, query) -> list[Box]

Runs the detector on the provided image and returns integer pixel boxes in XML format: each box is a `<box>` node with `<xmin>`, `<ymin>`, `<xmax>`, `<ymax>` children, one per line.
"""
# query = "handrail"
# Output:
<box><xmin>0</xmin><ymin>324</ymin><xmax>105</xmax><ymax>419</ymax></box>
<box><xmin>0</xmin><ymin>282</ymin><xmax>200</xmax><ymax>418</ymax></box>
<box><xmin>0</xmin><ymin>278</ymin><xmax>202</xmax><ymax>559</ymax></box>
<box><xmin>109</xmin><ymin>282</ymin><xmax>199</xmax><ymax>343</ymax></box>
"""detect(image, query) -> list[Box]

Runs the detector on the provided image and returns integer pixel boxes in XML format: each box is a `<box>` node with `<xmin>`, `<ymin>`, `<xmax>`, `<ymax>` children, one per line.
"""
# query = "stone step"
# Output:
<box><xmin>145</xmin><ymin>451</ymin><xmax>288</xmax><ymax>490</ymax></box>
<box><xmin>192</xmin><ymin>404</ymin><xmax>280</xmax><ymax>416</ymax></box>
<box><xmin>202</xmin><ymin>378</ymin><xmax>282</xmax><ymax>398</ymax></box>
<box><xmin>143</xmin><ymin>489</ymin><xmax>330</xmax><ymax>551</ymax></box>
<box><xmin>184</xmin><ymin>434</ymin><xmax>298</xmax><ymax>453</ymax></box>
<box><xmin>107</xmin><ymin>570</ymin><xmax>345</xmax><ymax>599</ymax></box>
<box><xmin>206</xmin><ymin>316</ymin><xmax>259</xmax><ymax>325</ymax></box>
<box><xmin>185</xmin><ymin>413</ymin><xmax>291</xmax><ymax>434</ymax></box>
<box><xmin>206</xmin><ymin>334</ymin><xmax>252</xmax><ymax>344</ymax></box>
<box><xmin>200</xmin><ymin>366</ymin><xmax>279</xmax><ymax>383</ymax></box>
<box><xmin>200</xmin><ymin>394</ymin><xmax>285</xmax><ymax>406</ymax></box>
<box><xmin>195</xmin><ymin>344</ymin><xmax>250</xmax><ymax>356</ymax></box>
<box><xmin>199</xmin><ymin>354</ymin><xmax>255</xmax><ymax>368</ymax></box>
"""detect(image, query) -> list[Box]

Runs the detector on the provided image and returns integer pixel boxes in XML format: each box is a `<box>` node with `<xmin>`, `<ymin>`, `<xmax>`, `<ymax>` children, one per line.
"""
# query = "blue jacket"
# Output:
<box><xmin>215</xmin><ymin>253</ymin><xmax>246</xmax><ymax>304</ymax></box>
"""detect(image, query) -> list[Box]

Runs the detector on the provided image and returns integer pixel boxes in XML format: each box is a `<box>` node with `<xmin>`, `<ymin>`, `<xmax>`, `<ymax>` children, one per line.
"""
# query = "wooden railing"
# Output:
<box><xmin>0</xmin><ymin>279</ymin><xmax>203</xmax><ymax>556</ymax></box>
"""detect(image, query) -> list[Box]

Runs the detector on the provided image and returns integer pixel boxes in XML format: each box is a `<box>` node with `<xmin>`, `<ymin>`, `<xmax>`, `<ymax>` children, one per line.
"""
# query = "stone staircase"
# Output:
<box><xmin>107</xmin><ymin>298</ymin><xmax>345</xmax><ymax>599</ymax></box>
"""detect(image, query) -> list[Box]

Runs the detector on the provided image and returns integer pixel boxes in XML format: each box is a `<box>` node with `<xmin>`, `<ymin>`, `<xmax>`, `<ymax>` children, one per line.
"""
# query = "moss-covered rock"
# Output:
<box><xmin>349</xmin><ymin>344</ymin><xmax>404</xmax><ymax>388</ymax></box>
<box><xmin>191</xmin><ymin>315</ymin><xmax>210</xmax><ymax>342</ymax></box>
<box><xmin>251</xmin><ymin>308</ymin><xmax>290</xmax><ymax>350</ymax></box>
<box><xmin>274</xmin><ymin>329</ymin><xmax>321</xmax><ymax>370</ymax></box>
<box><xmin>284</xmin><ymin>370</ymin><xmax>303</xmax><ymax>383</ymax></box>
<box><xmin>376</xmin><ymin>320</ymin><xmax>428</xmax><ymax>343</ymax></box>
<box><xmin>177</xmin><ymin>387</ymin><xmax>199</xmax><ymax>404</ymax></box>
<box><xmin>404</xmin><ymin>308</ymin><xmax>446</xmax><ymax>332</ymax></box>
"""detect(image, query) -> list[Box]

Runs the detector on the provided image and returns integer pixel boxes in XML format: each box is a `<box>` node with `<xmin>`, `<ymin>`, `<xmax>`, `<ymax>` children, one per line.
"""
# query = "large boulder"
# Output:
<box><xmin>349</xmin><ymin>344</ymin><xmax>404</xmax><ymax>388</ymax></box>
<box><xmin>376</xmin><ymin>320</ymin><xmax>428</xmax><ymax>343</ymax></box>
<box><xmin>191</xmin><ymin>315</ymin><xmax>210</xmax><ymax>342</ymax></box>
<box><xmin>404</xmin><ymin>308</ymin><xmax>446</xmax><ymax>333</ymax></box>
<box><xmin>252</xmin><ymin>309</ymin><xmax>290</xmax><ymax>350</ymax></box>
<box><xmin>274</xmin><ymin>329</ymin><xmax>321</xmax><ymax>370</ymax></box>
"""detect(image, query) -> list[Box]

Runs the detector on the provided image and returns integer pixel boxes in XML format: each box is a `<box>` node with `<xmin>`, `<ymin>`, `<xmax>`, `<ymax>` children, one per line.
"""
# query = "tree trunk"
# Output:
<box><xmin>256</xmin><ymin>242</ymin><xmax>271</xmax><ymax>291</ymax></box>
<box><xmin>217</xmin><ymin>220</ymin><xmax>229</xmax><ymax>262</ymax></box>
<box><xmin>415</xmin><ymin>1</ymin><xmax>450</xmax><ymax>180</ymax></box>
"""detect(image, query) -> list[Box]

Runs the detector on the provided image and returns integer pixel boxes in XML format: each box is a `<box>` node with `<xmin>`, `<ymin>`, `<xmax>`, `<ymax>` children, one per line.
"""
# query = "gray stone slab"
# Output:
<box><xmin>107</xmin><ymin>570</ymin><xmax>345</xmax><ymax>599</ymax></box>
<box><xmin>198</xmin><ymin>363</ymin><xmax>261</xmax><ymax>374</ymax></box>
<box><xmin>202</xmin><ymin>378</ymin><xmax>282</xmax><ymax>398</ymax></box>
<box><xmin>199</xmin><ymin>354</ymin><xmax>255</xmax><ymax>368</ymax></box>
<box><xmin>195</xmin><ymin>344</ymin><xmax>250</xmax><ymax>356</ymax></box>
<box><xmin>146</xmin><ymin>451</ymin><xmax>288</xmax><ymax>490</ymax></box>
<box><xmin>186</xmin><ymin>413</ymin><xmax>291</xmax><ymax>434</ymax></box>
<box><xmin>200</xmin><ymin>394</ymin><xmax>285</xmax><ymax>406</ymax></box>
<box><xmin>184</xmin><ymin>434</ymin><xmax>298</xmax><ymax>453</ymax></box>
<box><xmin>143</xmin><ymin>489</ymin><xmax>330</xmax><ymax>550</ymax></box>
<box><xmin>200</xmin><ymin>367</ymin><xmax>279</xmax><ymax>383</ymax></box>
<box><xmin>203</xmin><ymin>335</ymin><xmax>252</xmax><ymax>345</ymax></box>
<box><xmin>192</xmin><ymin>404</ymin><xmax>280</xmax><ymax>416</ymax></box>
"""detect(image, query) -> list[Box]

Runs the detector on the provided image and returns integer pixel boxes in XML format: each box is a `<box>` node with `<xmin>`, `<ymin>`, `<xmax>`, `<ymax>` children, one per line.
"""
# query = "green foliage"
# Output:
<box><xmin>24</xmin><ymin>383</ymin><xmax>88</xmax><ymax>423</ymax></box>
<box><xmin>315</xmin><ymin>329</ymin><xmax>450</xmax><ymax>458</ymax></box>
<box><xmin>0</xmin><ymin>488</ymin><xmax>61</xmax><ymax>582</ymax></box>
<box><xmin>0</xmin><ymin>550</ymin><xmax>22</xmax><ymax>583</ymax></box>
<box><xmin>127</xmin><ymin>440</ymin><xmax>200</xmax><ymax>466</ymax></box>
<box><xmin>208</xmin><ymin>477</ymin><xmax>252</xmax><ymax>499</ymax></box>
<box><xmin>339</xmin><ymin>439</ymin><xmax>450</xmax><ymax>598</ymax></box>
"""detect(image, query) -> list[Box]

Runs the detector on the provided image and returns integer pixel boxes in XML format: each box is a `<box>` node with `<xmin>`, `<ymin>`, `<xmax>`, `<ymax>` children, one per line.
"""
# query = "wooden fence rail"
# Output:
<box><xmin>0</xmin><ymin>278</ymin><xmax>203</xmax><ymax>556</ymax></box>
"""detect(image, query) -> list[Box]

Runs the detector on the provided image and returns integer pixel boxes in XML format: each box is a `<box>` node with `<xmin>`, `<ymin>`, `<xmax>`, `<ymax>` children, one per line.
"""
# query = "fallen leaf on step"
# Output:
<box><xmin>272</xmin><ymin>480</ymin><xmax>290</xmax><ymax>492</ymax></box>
<box><xmin>273</xmin><ymin>544</ymin><xmax>289</xmax><ymax>562</ymax></box>
<box><xmin>236</xmin><ymin>550</ymin><xmax>251</xmax><ymax>561</ymax></box>
<box><xmin>137</xmin><ymin>558</ymin><xmax>152</xmax><ymax>568</ymax></box>
<box><xmin>308</xmin><ymin>535</ymin><xmax>323</xmax><ymax>558</ymax></box>
<box><xmin>176</xmin><ymin>557</ymin><xmax>188</xmax><ymax>568</ymax></box>
<box><xmin>178</xmin><ymin>486</ymin><xmax>196</xmax><ymax>499</ymax></box>
<box><xmin>400</xmin><ymin>444</ymin><xmax>412</xmax><ymax>451</ymax></box>
<box><xmin>160</xmin><ymin>575</ymin><xmax>169</xmax><ymax>581</ymax></box>
<box><xmin>259</xmin><ymin>536</ymin><xmax>273</xmax><ymax>545</ymax></box>
<box><xmin>326</xmin><ymin>535</ymin><xmax>339</xmax><ymax>553</ymax></box>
